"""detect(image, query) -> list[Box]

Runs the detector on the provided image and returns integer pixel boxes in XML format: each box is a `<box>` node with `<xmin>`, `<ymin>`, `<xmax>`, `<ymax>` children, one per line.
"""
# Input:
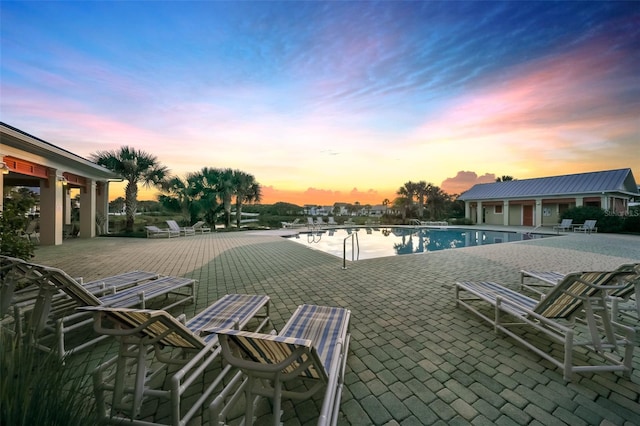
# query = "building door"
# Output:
<box><xmin>523</xmin><ymin>205</ymin><xmax>533</xmax><ymax>226</ymax></box>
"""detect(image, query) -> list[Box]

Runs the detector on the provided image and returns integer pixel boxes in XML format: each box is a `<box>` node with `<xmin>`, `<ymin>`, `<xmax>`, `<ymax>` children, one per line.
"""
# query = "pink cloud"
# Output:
<box><xmin>441</xmin><ymin>171</ymin><xmax>496</xmax><ymax>195</ymax></box>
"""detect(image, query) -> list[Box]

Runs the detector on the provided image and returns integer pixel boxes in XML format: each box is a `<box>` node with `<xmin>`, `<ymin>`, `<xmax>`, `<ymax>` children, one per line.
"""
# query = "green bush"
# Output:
<box><xmin>1</xmin><ymin>192</ymin><xmax>37</xmax><ymax>259</ymax></box>
<box><xmin>622</xmin><ymin>214</ymin><xmax>640</xmax><ymax>233</ymax></box>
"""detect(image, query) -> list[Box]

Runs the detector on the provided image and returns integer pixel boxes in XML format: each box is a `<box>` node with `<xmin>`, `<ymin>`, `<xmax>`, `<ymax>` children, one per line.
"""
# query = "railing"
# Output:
<box><xmin>342</xmin><ymin>231</ymin><xmax>359</xmax><ymax>270</ymax></box>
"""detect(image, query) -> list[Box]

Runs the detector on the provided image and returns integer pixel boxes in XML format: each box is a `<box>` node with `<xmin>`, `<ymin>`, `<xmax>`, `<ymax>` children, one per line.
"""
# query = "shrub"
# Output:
<box><xmin>0</xmin><ymin>192</ymin><xmax>36</xmax><ymax>259</ymax></box>
<box><xmin>0</xmin><ymin>331</ymin><xmax>96</xmax><ymax>425</ymax></box>
<box><xmin>622</xmin><ymin>214</ymin><xmax>640</xmax><ymax>233</ymax></box>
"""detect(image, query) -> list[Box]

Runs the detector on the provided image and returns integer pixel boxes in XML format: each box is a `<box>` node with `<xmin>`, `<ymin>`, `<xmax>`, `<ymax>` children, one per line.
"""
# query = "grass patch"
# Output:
<box><xmin>0</xmin><ymin>331</ymin><xmax>96</xmax><ymax>425</ymax></box>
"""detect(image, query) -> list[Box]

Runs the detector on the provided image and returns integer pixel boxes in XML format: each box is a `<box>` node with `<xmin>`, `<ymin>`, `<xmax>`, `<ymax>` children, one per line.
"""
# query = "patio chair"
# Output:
<box><xmin>166</xmin><ymin>219</ymin><xmax>196</xmax><ymax>236</ymax></box>
<box><xmin>574</xmin><ymin>220</ymin><xmax>598</xmax><ymax>233</ymax></box>
<box><xmin>210</xmin><ymin>304</ymin><xmax>351</xmax><ymax>426</ymax></box>
<box><xmin>8</xmin><ymin>264</ymin><xmax>160</xmax><ymax>338</ymax></box>
<box><xmin>16</xmin><ymin>261</ymin><xmax>196</xmax><ymax>358</ymax></box>
<box><xmin>521</xmin><ymin>264</ymin><xmax>640</xmax><ymax>323</ymax></box>
<box><xmin>81</xmin><ymin>293</ymin><xmax>271</xmax><ymax>426</ymax></box>
<box><xmin>192</xmin><ymin>220</ymin><xmax>211</xmax><ymax>233</ymax></box>
<box><xmin>281</xmin><ymin>218</ymin><xmax>301</xmax><ymax>228</ymax></box>
<box><xmin>145</xmin><ymin>225</ymin><xmax>179</xmax><ymax>238</ymax></box>
<box><xmin>553</xmin><ymin>218</ymin><xmax>573</xmax><ymax>233</ymax></box>
<box><xmin>315</xmin><ymin>217</ymin><xmax>326</xmax><ymax>227</ymax></box>
<box><xmin>456</xmin><ymin>270</ymin><xmax>637</xmax><ymax>381</ymax></box>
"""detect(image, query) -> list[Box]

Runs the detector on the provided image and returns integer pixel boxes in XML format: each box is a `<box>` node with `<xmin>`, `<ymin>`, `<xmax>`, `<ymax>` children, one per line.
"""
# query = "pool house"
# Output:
<box><xmin>458</xmin><ymin>168</ymin><xmax>639</xmax><ymax>227</ymax></box>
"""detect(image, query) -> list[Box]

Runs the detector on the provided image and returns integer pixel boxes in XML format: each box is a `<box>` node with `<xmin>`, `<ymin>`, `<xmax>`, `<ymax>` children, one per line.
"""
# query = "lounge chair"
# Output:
<box><xmin>192</xmin><ymin>220</ymin><xmax>211</xmax><ymax>233</ymax></box>
<box><xmin>456</xmin><ymin>270</ymin><xmax>636</xmax><ymax>381</ymax></box>
<box><xmin>327</xmin><ymin>216</ymin><xmax>339</xmax><ymax>226</ymax></box>
<box><xmin>166</xmin><ymin>219</ymin><xmax>196</xmax><ymax>236</ymax></box>
<box><xmin>82</xmin><ymin>293</ymin><xmax>271</xmax><ymax>426</ymax></box>
<box><xmin>145</xmin><ymin>225</ymin><xmax>179</xmax><ymax>238</ymax></box>
<box><xmin>15</xmin><ymin>261</ymin><xmax>195</xmax><ymax>358</ymax></box>
<box><xmin>307</xmin><ymin>217</ymin><xmax>316</xmax><ymax>229</ymax></box>
<box><xmin>210</xmin><ymin>304</ymin><xmax>351</xmax><ymax>426</ymax></box>
<box><xmin>521</xmin><ymin>264</ymin><xmax>640</xmax><ymax>323</ymax></box>
<box><xmin>553</xmin><ymin>218</ymin><xmax>573</xmax><ymax>233</ymax></box>
<box><xmin>315</xmin><ymin>217</ymin><xmax>326</xmax><ymax>227</ymax></box>
<box><xmin>574</xmin><ymin>220</ymin><xmax>598</xmax><ymax>233</ymax></box>
<box><xmin>281</xmin><ymin>218</ymin><xmax>301</xmax><ymax>228</ymax></box>
<box><xmin>21</xmin><ymin>219</ymin><xmax>40</xmax><ymax>243</ymax></box>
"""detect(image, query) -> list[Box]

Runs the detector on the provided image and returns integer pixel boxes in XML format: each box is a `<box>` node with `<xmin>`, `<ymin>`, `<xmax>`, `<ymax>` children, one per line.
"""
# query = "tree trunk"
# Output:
<box><xmin>125</xmin><ymin>182</ymin><xmax>138</xmax><ymax>233</ymax></box>
<box><xmin>223</xmin><ymin>196</ymin><xmax>232</xmax><ymax>228</ymax></box>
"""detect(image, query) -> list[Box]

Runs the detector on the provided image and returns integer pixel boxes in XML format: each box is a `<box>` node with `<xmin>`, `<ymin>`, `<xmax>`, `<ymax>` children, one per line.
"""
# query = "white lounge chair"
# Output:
<box><xmin>456</xmin><ymin>270</ymin><xmax>636</xmax><ymax>380</ymax></box>
<box><xmin>192</xmin><ymin>220</ymin><xmax>211</xmax><ymax>233</ymax></box>
<box><xmin>574</xmin><ymin>220</ymin><xmax>598</xmax><ymax>233</ymax></box>
<box><xmin>82</xmin><ymin>293</ymin><xmax>271</xmax><ymax>426</ymax></box>
<box><xmin>553</xmin><ymin>218</ymin><xmax>573</xmax><ymax>233</ymax></box>
<box><xmin>281</xmin><ymin>218</ymin><xmax>301</xmax><ymax>228</ymax></box>
<box><xmin>211</xmin><ymin>304</ymin><xmax>351</xmax><ymax>426</ymax></box>
<box><xmin>16</xmin><ymin>261</ymin><xmax>195</xmax><ymax>358</ymax></box>
<box><xmin>145</xmin><ymin>225</ymin><xmax>179</xmax><ymax>238</ymax></box>
<box><xmin>166</xmin><ymin>220</ymin><xmax>196</xmax><ymax>236</ymax></box>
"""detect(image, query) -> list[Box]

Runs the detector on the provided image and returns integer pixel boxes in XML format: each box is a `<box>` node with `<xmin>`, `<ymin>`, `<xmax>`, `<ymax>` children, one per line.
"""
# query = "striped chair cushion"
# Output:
<box><xmin>217</xmin><ymin>304</ymin><xmax>350</xmax><ymax>381</ymax></box>
<box><xmin>536</xmin><ymin>270</ymin><xmax>639</xmax><ymax>318</ymax></box>
<box><xmin>98</xmin><ymin>276</ymin><xmax>193</xmax><ymax>308</ymax></box>
<box><xmin>189</xmin><ymin>294</ymin><xmax>270</xmax><ymax>342</ymax></box>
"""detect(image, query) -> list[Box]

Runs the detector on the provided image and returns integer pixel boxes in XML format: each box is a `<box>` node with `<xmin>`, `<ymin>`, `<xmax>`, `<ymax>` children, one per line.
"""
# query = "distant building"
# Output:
<box><xmin>458</xmin><ymin>168</ymin><xmax>638</xmax><ymax>227</ymax></box>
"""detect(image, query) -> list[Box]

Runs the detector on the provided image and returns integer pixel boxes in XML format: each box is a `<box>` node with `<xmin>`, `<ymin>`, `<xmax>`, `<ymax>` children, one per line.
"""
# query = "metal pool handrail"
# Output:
<box><xmin>342</xmin><ymin>231</ymin><xmax>359</xmax><ymax>270</ymax></box>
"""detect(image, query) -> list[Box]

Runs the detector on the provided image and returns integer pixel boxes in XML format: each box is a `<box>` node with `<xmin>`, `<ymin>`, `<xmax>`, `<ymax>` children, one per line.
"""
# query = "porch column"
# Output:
<box><xmin>95</xmin><ymin>181</ymin><xmax>109</xmax><ymax>234</ymax></box>
<box><xmin>0</xmin><ymin>170</ymin><xmax>4</xmax><ymax>211</ymax></box>
<box><xmin>79</xmin><ymin>179</ymin><xmax>96</xmax><ymax>238</ymax></box>
<box><xmin>535</xmin><ymin>198</ymin><xmax>543</xmax><ymax>227</ymax></box>
<box><xmin>476</xmin><ymin>201</ymin><xmax>483</xmax><ymax>224</ymax></box>
<box><xmin>464</xmin><ymin>201</ymin><xmax>470</xmax><ymax>221</ymax></box>
<box><xmin>40</xmin><ymin>170</ymin><xmax>64</xmax><ymax>245</ymax></box>
<box><xmin>503</xmin><ymin>201</ymin><xmax>509</xmax><ymax>226</ymax></box>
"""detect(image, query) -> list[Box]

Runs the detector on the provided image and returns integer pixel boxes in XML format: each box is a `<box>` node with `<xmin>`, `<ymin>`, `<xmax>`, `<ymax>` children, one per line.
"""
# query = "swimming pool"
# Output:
<box><xmin>285</xmin><ymin>227</ymin><xmax>553</xmax><ymax>260</ymax></box>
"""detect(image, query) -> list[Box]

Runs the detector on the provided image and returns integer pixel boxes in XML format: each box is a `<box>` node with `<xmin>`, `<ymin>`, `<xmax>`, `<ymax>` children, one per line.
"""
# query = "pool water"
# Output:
<box><xmin>285</xmin><ymin>227</ymin><xmax>553</xmax><ymax>260</ymax></box>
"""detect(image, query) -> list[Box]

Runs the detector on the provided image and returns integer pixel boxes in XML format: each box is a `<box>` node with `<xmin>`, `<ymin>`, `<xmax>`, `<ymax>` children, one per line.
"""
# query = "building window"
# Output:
<box><xmin>494</xmin><ymin>205</ymin><xmax>503</xmax><ymax>214</ymax></box>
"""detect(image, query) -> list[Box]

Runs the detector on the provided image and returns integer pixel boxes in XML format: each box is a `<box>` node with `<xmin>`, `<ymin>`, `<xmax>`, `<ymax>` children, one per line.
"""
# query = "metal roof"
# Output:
<box><xmin>458</xmin><ymin>169</ymin><xmax>638</xmax><ymax>201</ymax></box>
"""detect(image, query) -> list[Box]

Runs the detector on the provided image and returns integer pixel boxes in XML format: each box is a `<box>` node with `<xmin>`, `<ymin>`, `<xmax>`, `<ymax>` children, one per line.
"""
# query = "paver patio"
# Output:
<box><xmin>30</xmin><ymin>227</ymin><xmax>640</xmax><ymax>425</ymax></box>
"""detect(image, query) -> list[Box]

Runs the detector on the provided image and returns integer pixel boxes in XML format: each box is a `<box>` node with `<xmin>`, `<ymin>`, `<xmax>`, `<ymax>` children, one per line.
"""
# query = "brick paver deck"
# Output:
<box><xmin>31</xmin><ymin>227</ymin><xmax>640</xmax><ymax>425</ymax></box>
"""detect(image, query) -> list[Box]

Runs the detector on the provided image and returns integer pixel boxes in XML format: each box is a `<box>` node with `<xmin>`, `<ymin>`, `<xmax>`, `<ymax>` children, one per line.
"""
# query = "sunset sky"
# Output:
<box><xmin>1</xmin><ymin>1</ymin><xmax>638</xmax><ymax>206</ymax></box>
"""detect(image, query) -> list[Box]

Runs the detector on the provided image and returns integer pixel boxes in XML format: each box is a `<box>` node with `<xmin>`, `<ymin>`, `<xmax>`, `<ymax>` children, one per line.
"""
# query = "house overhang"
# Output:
<box><xmin>459</xmin><ymin>190</ymin><xmax>638</xmax><ymax>202</ymax></box>
<box><xmin>1</xmin><ymin>122</ymin><xmax>120</xmax><ymax>181</ymax></box>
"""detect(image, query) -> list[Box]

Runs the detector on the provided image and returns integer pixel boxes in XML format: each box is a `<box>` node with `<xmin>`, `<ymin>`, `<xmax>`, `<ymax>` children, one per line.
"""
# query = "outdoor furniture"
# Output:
<box><xmin>553</xmin><ymin>218</ymin><xmax>573</xmax><ymax>233</ymax></box>
<box><xmin>327</xmin><ymin>216</ymin><xmax>339</xmax><ymax>226</ymax></box>
<box><xmin>456</xmin><ymin>271</ymin><xmax>636</xmax><ymax>381</ymax></box>
<box><xmin>192</xmin><ymin>220</ymin><xmax>211</xmax><ymax>233</ymax></box>
<box><xmin>210</xmin><ymin>304</ymin><xmax>351</xmax><ymax>426</ymax></box>
<box><xmin>145</xmin><ymin>225</ymin><xmax>179</xmax><ymax>238</ymax></box>
<box><xmin>281</xmin><ymin>218</ymin><xmax>301</xmax><ymax>228</ymax></box>
<box><xmin>15</xmin><ymin>261</ymin><xmax>195</xmax><ymax>358</ymax></box>
<box><xmin>166</xmin><ymin>219</ymin><xmax>196</xmax><ymax>236</ymax></box>
<box><xmin>521</xmin><ymin>264</ymin><xmax>640</xmax><ymax>323</ymax></box>
<box><xmin>83</xmin><ymin>293</ymin><xmax>271</xmax><ymax>426</ymax></box>
<box><xmin>574</xmin><ymin>220</ymin><xmax>598</xmax><ymax>233</ymax></box>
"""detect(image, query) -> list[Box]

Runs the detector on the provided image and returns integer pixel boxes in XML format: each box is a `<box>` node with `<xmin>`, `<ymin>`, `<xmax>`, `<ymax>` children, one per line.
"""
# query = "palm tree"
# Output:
<box><xmin>397</xmin><ymin>181</ymin><xmax>418</xmax><ymax>218</ymax></box>
<box><xmin>414</xmin><ymin>181</ymin><xmax>430</xmax><ymax>219</ymax></box>
<box><xmin>496</xmin><ymin>175</ymin><xmax>515</xmax><ymax>182</ymax></box>
<box><xmin>91</xmin><ymin>147</ymin><xmax>168</xmax><ymax>233</ymax></box>
<box><xmin>233</xmin><ymin>171</ymin><xmax>262</xmax><ymax>227</ymax></box>
<box><xmin>187</xmin><ymin>167</ymin><xmax>223</xmax><ymax>226</ymax></box>
<box><xmin>159</xmin><ymin>176</ymin><xmax>197</xmax><ymax>224</ymax></box>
